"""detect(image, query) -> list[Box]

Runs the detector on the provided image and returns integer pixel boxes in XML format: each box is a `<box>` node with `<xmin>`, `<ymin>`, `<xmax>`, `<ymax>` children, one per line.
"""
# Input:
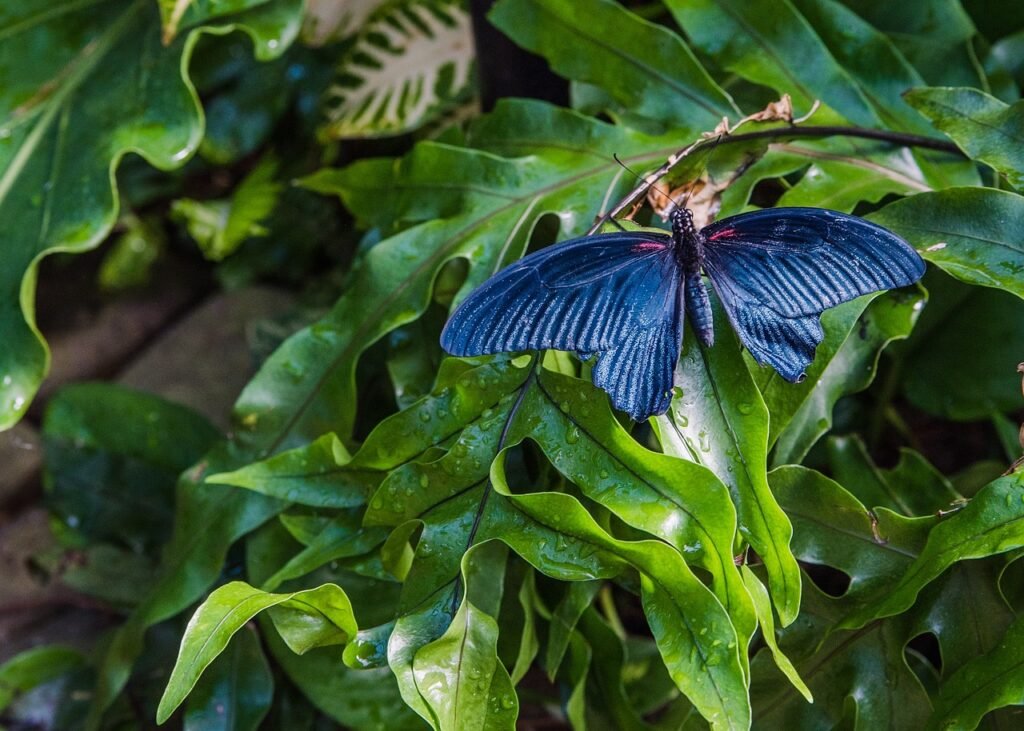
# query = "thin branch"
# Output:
<box><xmin>589</xmin><ymin>124</ymin><xmax>963</xmax><ymax>235</ymax></box>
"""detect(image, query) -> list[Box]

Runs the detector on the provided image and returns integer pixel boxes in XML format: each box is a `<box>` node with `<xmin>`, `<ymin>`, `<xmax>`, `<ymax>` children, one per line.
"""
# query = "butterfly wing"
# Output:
<box><xmin>701</xmin><ymin>207</ymin><xmax>924</xmax><ymax>381</ymax></box>
<box><xmin>441</xmin><ymin>232</ymin><xmax>683</xmax><ymax>420</ymax></box>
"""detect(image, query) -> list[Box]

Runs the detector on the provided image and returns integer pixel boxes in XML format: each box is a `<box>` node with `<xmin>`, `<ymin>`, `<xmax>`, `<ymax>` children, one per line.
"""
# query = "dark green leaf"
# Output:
<box><xmin>870</xmin><ymin>188</ymin><xmax>1024</xmax><ymax>300</ymax></box>
<box><xmin>43</xmin><ymin>383</ymin><xmax>220</xmax><ymax>550</ymax></box>
<box><xmin>664</xmin><ymin>0</ymin><xmax>879</xmax><ymax>125</ymax></box>
<box><xmin>843</xmin><ymin>471</ymin><xmax>1024</xmax><ymax>627</ymax></box>
<box><xmin>928</xmin><ymin>612</ymin><xmax>1024</xmax><ymax>730</ymax></box>
<box><xmin>489</xmin><ymin>0</ymin><xmax>736</xmax><ymax>131</ymax></box>
<box><xmin>900</xmin><ymin>283</ymin><xmax>1024</xmax><ymax>420</ymax></box>
<box><xmin>183</xmin><ymin>626</ymin><xmax>273</xmax><ymax>731</ymax></box>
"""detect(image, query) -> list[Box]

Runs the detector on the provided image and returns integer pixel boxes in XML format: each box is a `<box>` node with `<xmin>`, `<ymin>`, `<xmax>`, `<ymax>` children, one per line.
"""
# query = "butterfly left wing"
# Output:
<box><xmin>701</xmin><ymin>207</ymin><xmax>924</xmax><ymax>381</ymax></box>
<box><xmin>441</xmin><ymin>232</ymin><xmax>683</xmax><ymax>420</ymax></box>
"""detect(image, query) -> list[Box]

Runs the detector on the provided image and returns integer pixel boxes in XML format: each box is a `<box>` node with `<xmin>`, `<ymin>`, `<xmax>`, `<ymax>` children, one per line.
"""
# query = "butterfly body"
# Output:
<box><xmin>441</xmin><ymin>206</ymin><xmax>924</xmax><ymax>421</ymax></box>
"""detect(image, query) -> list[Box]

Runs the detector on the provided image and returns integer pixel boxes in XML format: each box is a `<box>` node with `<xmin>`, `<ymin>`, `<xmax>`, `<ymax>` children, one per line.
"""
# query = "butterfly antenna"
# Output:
<box><xmin>612</xmin><ymin>153</ymin><xmax>678</xmax><ymax>215</ymax></box>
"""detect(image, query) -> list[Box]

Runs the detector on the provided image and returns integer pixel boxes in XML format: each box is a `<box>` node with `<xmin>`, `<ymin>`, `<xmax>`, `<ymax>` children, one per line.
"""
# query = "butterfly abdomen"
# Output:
<box><xmin>684</xmin><ymin>272</ymin><xmax>714</xmax><ymax>347</ymax></box>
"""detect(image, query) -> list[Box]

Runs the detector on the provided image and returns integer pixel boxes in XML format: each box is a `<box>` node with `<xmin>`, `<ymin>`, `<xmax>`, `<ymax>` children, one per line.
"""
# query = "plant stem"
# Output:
<box><xmin>590</xmin><ymin>124</ymin><xmax>962</xmax><ymax>234</ymax></box>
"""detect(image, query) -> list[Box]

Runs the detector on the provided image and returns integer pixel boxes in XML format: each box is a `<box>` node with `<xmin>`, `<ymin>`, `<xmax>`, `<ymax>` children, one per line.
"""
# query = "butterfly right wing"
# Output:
<box><xmin>441</xmin><ymin>232</ymin><xmax>683</xmax><ymax>420</ymax></box>
<box><xmin>701</xmin><ymin>207</ymin><xmax>924</xmax><ymax>381</ymax></box>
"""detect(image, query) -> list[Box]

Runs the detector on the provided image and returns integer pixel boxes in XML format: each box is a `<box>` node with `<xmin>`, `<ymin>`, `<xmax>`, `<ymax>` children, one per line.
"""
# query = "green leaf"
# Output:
<box><xmin>910</xmin><ymin>558</ymin><xmax>1017</xmax><ymax>679</ymax></box>
<box><xmin>905</xmin><ymin>87</ymin><xmax>1024</xmax><ymax>187</ymax></box>
<box><xmin>322</xmin><ymin>0</ymin><xmax>476</xmax><ymax>138</ymax></box>
<box><xmin>495</xmin><ymin>488</ymin><xmax>750</xmax><ymax>730</ymax></box>
<box><xmin>0</xmin><ymin>0</ymin><xmax>300</xmax><ymax>428</ymax></box>
<box><xmin>172</xmin><ymin>155</ymin><xmax>283</xmax><ymax>261</ymax></box>
<box><xmin>0</xmin><ymin>646</ymin><xmax>83</xmax><ymax>711</ymax></box>
<box><xmin>657</xmin><ymin>296</ymin><xmax>801</xmax><ymax>626</ymax></box>
<box><xmin>870</xmin><ymin>187</ymin><xmax>1024</xmax><ymax>300</ymax></box>
<box><xmin>183</xmin><ymin>626</ymin><xmax>273</xmax><ymax>731</ymax></box>
<box><xmin>412</xmin><ymin>598</ymin><xmax>517</xmax><ymax>730</ymax></box>
<box><xmin>776</xmin><ymin>158</ymin><xmax>928</xmax><ymax>211</ymax></box>
<box><xmin>157</xmin><ymin>581</ymin><xmax>358</xmax><ymax>723</ymax></box>
<box><xmin>928</xmin><ymin>612</ymin><xmax>1024</xmax><ymax>730</ymax></box>
<box><xmin>840</xmin><ymin>0</ymin><xmax>980</xmax><ymax>88</ymax></box>
<box><xmin>741</xmin><ymin>568</ymin><xmax>812</xmax><ymax>703</ymax></box>
<box><xmin>843</xmin><ymin>471</ymin><xmax>1024</xmax><ymax>628</ymax></box>
<box><xmin>788</xmin><ymin>0</ymin><xmax>933</xmax><ymax>133</ymax></box>
<box><xmin>246</xmin><ymin>520</ymin><xmax>422</xmax><ymax>730</ymax></box>
<box><xmin>514</xmin><ymin>368</ymin><xmax>757</xmax><ymax>641</ymax></box>
<box><xmin>261</xmin><ymin>510</ymin><xmax>390</xmax><ymax>592</ymax></box>
<box><xmin>771</xmin><ymin>288</ymin><xmax>924</xmax><ymax>465</ymax></box>
<box><xmin>209</xmin><ymin>432</ymin><xmax>369</xmax><ymax>507</ymax></box>
<box><xmin>489</xmin><ymin>0</ymin><xmax>736</xmax><ymax>131</ymax></box>
<box><xmin>664</xmin><ymin>0</ymin><xmax>879</xmax><ymax>125</ymax></box>
<box><xmin>749</xmin><ymin>582</ymin><xmax>931</xmax><ymax>728</ymax></box>
<box><xmin>770</xmin><ymin>466</ymin><xmax>933</xmax><ymax>610</ymax></box>
<box><xmin>544</xmin><ymin>581</ymin><xmax>601</xmax><ymax>678</ymax></box>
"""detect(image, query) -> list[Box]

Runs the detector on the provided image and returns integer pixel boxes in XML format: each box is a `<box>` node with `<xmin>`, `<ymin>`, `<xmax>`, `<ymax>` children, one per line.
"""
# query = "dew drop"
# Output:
<box><xmin>419</xmin><ymin>474</ymin><xmax>429</xmax><ymax>488</ymax></box>
<box><xmin>599</xmin><ymin>469</ymin><xmax>609</xmax><ymax>479</ymax></box>
<box><xmin>559</xmin><ymin>400</ymin><xmax>570</xmax><ymax>413</ymax></box>
<box><xmin>420</xmin><ymin>411</ymin><xmax>432</xmax><ymax>423</ymax></box>
<box><xmin>565</xmin><ymin>426</ymin><xmax>580</xmax><ymax>444</ymax></box>
<box><xmin>737</xmin><ymin>402</ymin><xmax>754</xmax><ymax>415</ymax></box>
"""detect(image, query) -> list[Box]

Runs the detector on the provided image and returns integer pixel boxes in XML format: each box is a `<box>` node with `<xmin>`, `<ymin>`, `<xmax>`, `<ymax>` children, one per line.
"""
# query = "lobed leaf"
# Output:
<box><xmin>843</xmin><ymin>471</ymin><xmax>1024</xmax><ymax>628</ymax></box>
<box><xmin>157</xmin><ymin>581</ymin><xmax>358</xmax><ymax>723</ymax></box>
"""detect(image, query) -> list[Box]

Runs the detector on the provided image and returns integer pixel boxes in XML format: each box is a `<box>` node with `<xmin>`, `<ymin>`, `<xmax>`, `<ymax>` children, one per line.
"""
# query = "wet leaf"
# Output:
<box><xmin>157</xmin><ymin>581</ymin><xmax>358</xmax><ymax>723</ymax></box>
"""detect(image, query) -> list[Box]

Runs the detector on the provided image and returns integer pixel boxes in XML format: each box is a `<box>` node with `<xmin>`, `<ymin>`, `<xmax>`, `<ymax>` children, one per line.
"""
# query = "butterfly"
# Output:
<box><xmin>440</xmin><ymin>206</ymin><xmax>925</xmax><ymax>421</ymax></box>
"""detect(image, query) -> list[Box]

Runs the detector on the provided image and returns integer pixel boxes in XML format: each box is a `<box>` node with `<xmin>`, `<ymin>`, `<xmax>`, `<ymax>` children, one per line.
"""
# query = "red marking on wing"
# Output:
<box><xmin>631</xmin><ymin>241</ymin><xmax>667</xmax><ymax>252</ymax></box>
<box><xmin>708</xmin><ymin>227</ymin><xmax>736</xmax><ymax>241</ymax></box>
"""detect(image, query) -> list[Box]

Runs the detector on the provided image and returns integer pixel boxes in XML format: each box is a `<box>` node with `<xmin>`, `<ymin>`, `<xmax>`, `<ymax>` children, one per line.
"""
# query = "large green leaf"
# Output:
<box><xmin>0</xmin><ymin>0</ymin><xmax>300</xmax><ymax>429</ymax></box>
<box><xmin>657</xmin><ymin>296</ymin><xmax>801</xmax><ymax>626</ymax></box>
<box><xmin>904</xmin><ymin>86</ymin><xmax>1024</xmax><ymax>187</ymax></box>
<box><xmin>489</xmin><ymin>0</ymin><xmax>737</xmax><ymax>131</ymax></box>
<box><xmin>900</xmin><ymin>281</ymin><xmax>1024</xmax><ymax>420</ymax></box>
<box><xmin>870</xmin><ymin>187</ymin><xmax>1024</xmax><ymax>299</ymax></box>
<box><xmin>43</xmin><ymin>383</ymin><xmax>220</xmax><ymax>551</ymax></box>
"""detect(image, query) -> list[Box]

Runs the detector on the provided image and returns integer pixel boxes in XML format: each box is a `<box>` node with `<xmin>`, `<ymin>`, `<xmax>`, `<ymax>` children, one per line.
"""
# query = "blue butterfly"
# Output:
<box><xmin>441</xmin><ymin>207</ymin><xmax>925</xmax><ymax>421</ymax></box>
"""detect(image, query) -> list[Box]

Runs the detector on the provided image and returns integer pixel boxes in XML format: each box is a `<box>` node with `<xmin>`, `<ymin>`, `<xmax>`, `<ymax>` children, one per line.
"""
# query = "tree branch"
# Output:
<box><xmin>590</xmin><ymin>124</ymin><xmax>963</xmax><ymax>234</ymax></box>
